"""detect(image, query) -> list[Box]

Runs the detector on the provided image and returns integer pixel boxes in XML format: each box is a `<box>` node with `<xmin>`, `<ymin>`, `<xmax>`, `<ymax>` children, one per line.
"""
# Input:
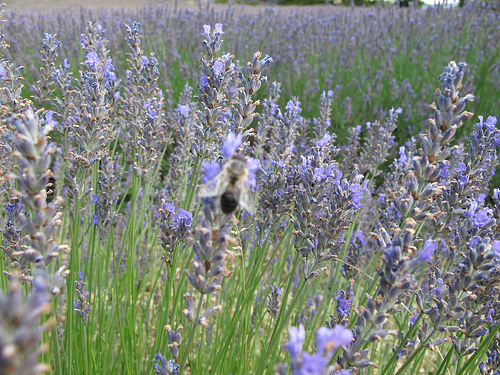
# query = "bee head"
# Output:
<box><xmin>227</xmin><ymin>154</ymin><xmax>248</xmax><ymax>174</ymax></box>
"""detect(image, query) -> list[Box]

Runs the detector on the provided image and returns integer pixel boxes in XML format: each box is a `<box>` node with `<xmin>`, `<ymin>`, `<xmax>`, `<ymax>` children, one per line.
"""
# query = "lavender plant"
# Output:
<box><xmin>0</xmin><ymin>4</ymin><xmax>499</xmax><ymax>375</ymax></box>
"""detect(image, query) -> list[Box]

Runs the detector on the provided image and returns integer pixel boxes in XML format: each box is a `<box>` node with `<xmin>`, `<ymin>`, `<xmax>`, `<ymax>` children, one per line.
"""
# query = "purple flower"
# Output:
<box><xmin>295</xmin><ymin>353</ymin><xmax>326</xmax><ymax>375</ymax></box>
<box><xmin>355</xmin><ymin>230</ymin><xmax>366</xmax><ymax>247</ymax></box>
<box><xmin>45</xmin><ymin>111</ymin><xmax>56</xmax><ymax>128</ymax></box>
<box><xmin>431</xmin><ymin>278</ymin><xmax>443</xmax><ymax>299</ymax></box>
<box><xmin>163</xmin><ymin>202</ymin><xmax>175</xmax><ymax>213</ymax></box>
<box><xmin>247</xmin><ymin>157</ymin><xmax>261</xmax><ymax>189</ymax></box>
<box><xmin>214</xmin><ymin>23</ymin><xmax>224</xmax><ymax>35</ymax></box>
<box><xmin>389</xmin><ymin>106</ymin><xmax>403</xmax><ymax>116</ymax></box>
<box><xmin>142</xmin><ymin>56</ymin><xmax>149</xmax><ymax>67</ymax></box>
<box><xmin>475</xmin><ymin>208</ymin><xmax>492</xmax><ymax>228</ymax></box>
<box><xmin>104</xmin><ymin>57</ymin><xmax>116</xmax><ymax>81</ymax></box>
<box><xmin>85</xmin><ymin>51</ymin><xmax>99</xmax><ymax>69</ymax></box>
<box><xmin>313</xmin><ymin>167</ymin><xmax>326</xmax><ymax>181</ymax></box>
<box><xmin>221</xmin><ymin>133</ymin><xmax>242</xmax><ymax>159</ymax></box>
<box><xmin>458</xmin><ymin>175</ymin><xmax>469</xmax><ymax>185</ymax></box>
<box><xmin>316</xmin><ymin>133</ymin><xmax>331</xmax><ymax>148</ymax></box>
<box><xmin>316</xmin><ymin>326</ymin><xmax>353</xmax><ymax>354</ymax></box>
<box><xmin>418</xmin><ymin>239</ymin><xmax>437</xmax><ymax>262</ymax></box>
<box><xmin>177</xmin><ymin>104</ymin><xmax>190</xmax><ymax>116</ymax></box>
<box><xmin>486</xmin><ymin>308</ymin><xmax>494</xmax><ymax>323</ymax></box>
<box><xmin>492</xmin><ymin>240</ymin><xmax>500</xmax><ymax>260</ymax></box>
<box><xmin>0</xmin><ymin>63</ymin><xmax>5</xmax><ymax>79</ymax></box>
<box><xmin>285</xmin><ymin>100</ymin><xmax>301</xmax><ymax>115</ymax></box>
<box><xmin>78</xmin><ymin>270</ymin><xmax>84</xmax><ymax>282</ymax></box>
<box><xmin>202</xmin><ymin>24</ymin><xmax>211</xmax><ymax>37</ymax></box>
<box><xmin>349</xmin><ymin>180</ymin><xmax>369</xmax><ymax>210</ymax></box>
<box><xmin>455</xmin><ymin>162</ymin><xmax>466</xmax><ymax>174</ymax></box>
<box><xmin>91</xmin><ymin>194</ymin><xmax>99</xmax><ymax>204</ymax></box>
<box><xmin>398</xmin><ymin>146</ymin><xmax>407</xmax><ymax>165</ymax></box>
<box><xmin>221</xmin><ymin>108</ymin><xmax>232</xmax><ymax>123</ymax></box>
<box><xmin>284</xmin><ymin>325</ymin><xmax>305</xmax><ymax>360</ymax></box>
<box><xmin>173</xmin><ymin>209</ymin><xmax>193</xmax><ymax>228</ymax></box>
<box><xmin>494</xmin><ymin>189</ymin><xmax>500</xmax><ymax>200</ymax></box>
<box><xmin>409</xmin><ymin>315</ymin><xmax>418</xmax><ymax>327</ymax></box>
<box><xmin>477</xmin><ymin>115</ymin><xmax>498</xmax><ymax>131</ymax></box>
<box><xmin>213</xmin><ymin>60</ymin><xmax>224</xmax><ymax>75</ymax></box>
<box><xmin>270</xmin><ymin>101</ymin><xmax>278</xmax><ymax>116</ymax></box>
<box><xmin>202</xmin><ymin>161</ymin><xmax>220</xmax><ymax>183</ymax></box>
<box><xmin>470</xmin><ymin>236</ymin><xmax>480</xmax><ymax>248</ymax></box>
<box><xmin>200</xmin><ymin>75</ymin><xmax>209</xmax><ymax>87</ymax></box>
<box><xmin>334</xmin><ymin>291</ymin><xmax>352</xmax><ymax>318</ymax></box>
<box><xmin>464</xmin><ymin>200</ymin><xmax>478</xmax><ymax>219</ymax></box>
<box><xmin>440</xmin><ymin>166</ymin><xmax>449</xmax><ymax>179</ymax></box>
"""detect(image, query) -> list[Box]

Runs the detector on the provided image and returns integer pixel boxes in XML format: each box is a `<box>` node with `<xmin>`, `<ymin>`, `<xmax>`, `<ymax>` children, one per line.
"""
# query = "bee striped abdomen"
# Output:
<box><xmin>220</xmin><ymin>189</ymin><xmax>239</xmax><ymax>214</ymax></box>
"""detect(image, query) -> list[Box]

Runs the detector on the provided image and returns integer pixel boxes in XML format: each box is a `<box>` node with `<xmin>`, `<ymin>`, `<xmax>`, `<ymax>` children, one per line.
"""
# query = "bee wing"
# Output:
<box><xmin>199</xmin><ymin>171</ymin><xmax>229</xmax><ymax>198</ymax></box>
<box><xmin>237</xmin><ymin>180</ymin><xmax>256</xmax><ymax>214</ymax></box>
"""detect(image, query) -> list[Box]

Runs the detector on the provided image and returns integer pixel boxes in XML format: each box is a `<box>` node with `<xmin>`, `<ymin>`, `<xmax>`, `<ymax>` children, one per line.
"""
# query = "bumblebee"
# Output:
<box><xmin>200</xmin><ymin>155</ymin><xmax>254</xmax><ymax>214</ymax></box>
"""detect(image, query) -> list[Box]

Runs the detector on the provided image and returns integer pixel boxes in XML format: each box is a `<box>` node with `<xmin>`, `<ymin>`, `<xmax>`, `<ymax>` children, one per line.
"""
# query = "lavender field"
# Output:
<box><xmin>0</xmin><ymin>2</ymin><xmax>499</xmax><ymax>375</ymax></box>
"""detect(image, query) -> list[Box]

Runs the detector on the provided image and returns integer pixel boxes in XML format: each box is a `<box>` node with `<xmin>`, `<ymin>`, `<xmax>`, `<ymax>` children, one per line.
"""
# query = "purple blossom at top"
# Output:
<box><xmin>418</xmin><ymin>239</ymin><xmax>437</xmax><ymax>262</ymax></box>
<box><xmin>316</xmin><ymin>325</ymin><xmax>353</xmax><ymax>353</ymax></box>
<box><xmin>316</xmin><ymin>133</ymin><xmax>331</xmax><ymax>148</ymax></box>
<box><xmin>285</xmin><ymin>100</ymin><xmax>301</xmax><ymax>115</ymax></box>
<box><xmin>85</xmin><ymin>51</ymin><xmax>99</xmax><ymax>69</ymax></box>
<box><xmin>398</xmin><ymin>146</ymin><xmax>407</xmax><ymax>165</ymax></box>
<box><xmin>104</xmin><ymin>57</ymin><xmax>116</xmax><ymax>81</ymax></box>
<box><xmin>214</xmin><ymin>23</ymin><xmax>224</xmax><ymax>35</ymax></box>
<box><xmin>177</xmin><ymin>104</ymin><xmax>190</xmax><ymax>116</ymax></box>
<box><xmin>202</xmin><ymin>161</ymin><xmax>220</xmax><ymax>183</ymax></box>
<box><xmin>202</xmin><ymin>24</ymin><xmax>211</xmax><ymax>37</ymax></box>
<box><xmin>284</xmin><ymin>325</ymin><xmax>305</xmax><ymax>360</ymax></box>
<box><xmin>476</xmin><ymin>115</ymin><xmax>498</xmax><ymax>132</ymax></box>
<box><xmin>173</xmin><ymin>209</ymin><xmax>193</xmax><ymax>228</ymax></box>
<box><xmin>45</xmin><ymin>111</ymin><xmax>56</xmax><ymax>128</ymax></box>
<box><xmin>221</xmin><ymin>133</ymin><xmax>242</xmax><ymax>158</ymax></box>
<box><xmin>295</xmin><ymin>353</ymin><xmax>326</xmax><ymax>375</ymax></box>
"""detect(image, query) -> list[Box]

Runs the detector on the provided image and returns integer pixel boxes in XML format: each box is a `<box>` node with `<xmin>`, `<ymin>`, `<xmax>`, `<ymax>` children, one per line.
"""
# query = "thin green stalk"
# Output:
<box><xmin>180</xmin><ymin>296</ymin><xmax>205</xmax><ymax>372</ymax></box>
<box><xmin>255</xmin><ymin>279</ymin><xmax>308</xmax><ymax>374</ymax></box>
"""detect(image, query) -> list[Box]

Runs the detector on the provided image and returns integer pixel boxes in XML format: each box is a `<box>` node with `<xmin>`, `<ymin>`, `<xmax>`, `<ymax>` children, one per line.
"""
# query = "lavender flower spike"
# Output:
<box><xmin>221</xmin><ymin>132</ymin><xmax>242</xmax><ymax>159</ymax></box>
